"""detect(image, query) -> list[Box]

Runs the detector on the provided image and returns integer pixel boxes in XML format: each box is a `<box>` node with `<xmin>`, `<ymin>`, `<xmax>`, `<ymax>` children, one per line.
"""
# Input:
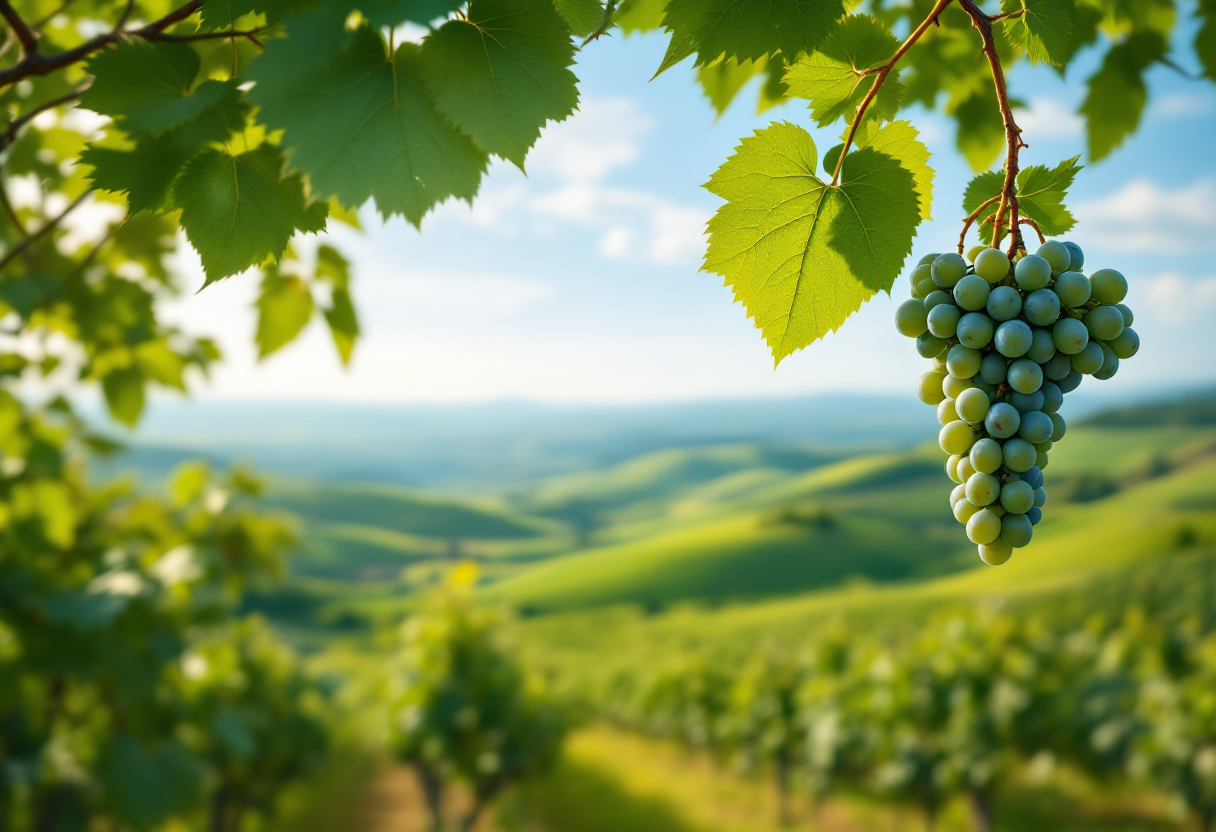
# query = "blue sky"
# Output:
<box><xmin>165</xmin><ymin>20</ymin><xmax>1216</xmax><ymax>405</ymax></box>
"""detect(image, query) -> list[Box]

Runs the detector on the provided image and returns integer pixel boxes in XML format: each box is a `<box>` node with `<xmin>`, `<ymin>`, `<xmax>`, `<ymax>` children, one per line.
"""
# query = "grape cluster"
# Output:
<box><xmin>894</xmin><ymin>240</ymin><xmax>1140</xmax><ymax>566</ymax></box>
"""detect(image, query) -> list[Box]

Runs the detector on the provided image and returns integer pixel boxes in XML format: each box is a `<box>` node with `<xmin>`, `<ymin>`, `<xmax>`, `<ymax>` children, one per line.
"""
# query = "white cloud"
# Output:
<box><xmin>1141</xmin><ymin>273</ymin><xmax>1216</xmax><ymax>322</ymax></box>
<box><xmin>368</xmin><ymin>273</ymin><xmax>554</xmax><ymax>318</ymax></box>
<box><xmin>1012</xmin><ymin>97</ymin><xmax>1083</xmax><ymax>139</ymax></box>
<box><xmin>1151</xmin><ymin>92</ymin><xmax>1216</xmax><ymax>118</ymax></box>
<box><xmin>1074</xmin><ymin>179</ymin><xmax>1216</xmax><ymax>251</ymax></box>
<box><xmin>436</xmin><ymin>97</ymin><xmax>709</xmax><ymax>266</ymax></box>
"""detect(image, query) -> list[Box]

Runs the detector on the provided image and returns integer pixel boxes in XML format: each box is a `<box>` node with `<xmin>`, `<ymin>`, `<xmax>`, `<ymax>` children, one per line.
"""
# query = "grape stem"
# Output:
<box><xmin>1019</xmin><ymin>218</ymin><xmax>1046</xmax><ymax>245</ymax></box>
<box><xmin>0</xmin><ymin>189</ymin><xmax>90</xmax><ymax>272</ymax></box>
<box><xmin>959</xmin><ymin>0</ymin><xmax>1026</xmax><ymax>257</ymax></box>
<box><xmin>830</xmin><ymin>0</ymin><xmax>955</xmax><ymax>186</ymax></box>
<box><xmin>957</xmin><ymin>195</ymin><xmax>1001</xmax><ymax>255</ymax></box>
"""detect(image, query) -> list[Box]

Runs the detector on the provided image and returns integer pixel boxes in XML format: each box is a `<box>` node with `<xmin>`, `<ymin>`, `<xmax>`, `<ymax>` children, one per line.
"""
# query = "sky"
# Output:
<box><xmin>161</xmin><ymin>17</ymin><xmax>1216</xmax><ymax>406</ymax></box>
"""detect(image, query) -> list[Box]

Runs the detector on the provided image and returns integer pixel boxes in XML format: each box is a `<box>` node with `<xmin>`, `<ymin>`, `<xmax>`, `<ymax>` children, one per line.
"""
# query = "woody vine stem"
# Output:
<box><xmin>830</xmin><ymin>0</ymin><xmax>1028</xmax><ymax>260</ymax></box>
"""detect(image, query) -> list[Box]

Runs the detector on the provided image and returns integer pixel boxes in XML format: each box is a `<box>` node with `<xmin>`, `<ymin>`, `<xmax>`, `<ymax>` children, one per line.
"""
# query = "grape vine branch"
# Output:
<box><xmin>830</xmin><ymin>0</ymin><xmax>1028</xmax><ymax>259</ymax></box>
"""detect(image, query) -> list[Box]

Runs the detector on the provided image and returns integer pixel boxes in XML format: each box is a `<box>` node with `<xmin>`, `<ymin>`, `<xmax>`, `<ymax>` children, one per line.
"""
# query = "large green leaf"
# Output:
<box><xmin>657</xmin><ymin>0</ymin><xmax>846</xmax><ymax>73</ymax></box>
<box><xmin>962</xmin><ymin>155</ymin><xmax>1082</xmax><ymax>240</ymax></box>
<box><xmin>81</xmin><ymin>42</ymin><xmax>241</xmax><ymax>135</ymax></box>
<box><xmin>420</xmin><ymin>0</ymin><xmax>579</xmax><ymax>168</ymax></box>
<box><xmin>704</xmin><ymin>121</ymin><xmax>923</xmax><ymax>364</ymax></box>
<box><xmin>615</xmin><ymin>0</ymin><xmax>665</xmax><ymax>31</ymax></box>
<box><xmin>354</xmin><ymin>0</ymin><xmax>466</xmax><ymax>28</ymax></box>
<box><xmin>80</xmin><ymin>83</ymin><xmax>248</xmax><ymax>214</ymax></box>
<box><xmin>696</xmin><ymin>56</ymin><xmax>770</xmax><ymax>116</ymax></box>
<box><xmin>1081</xmin><ymin>33</ymin><xmax>1166</xmax><ymax>162</ymax></box>
<box><xmin>316</xmin><ymin>245</ymin><xmax>359</xmax><ymax>365</ymax></box>
<box><xmin>784</xmin><ymin>15</ymin><xmax>902</xmax><ymax>128</ymax></box>
<box><xmin>854</xmin><ymin>119</ymin><xmax>933</xmax><ymax>222</ymax></box>
<box><xmin>247</xmin><ymin>14</ymin><xmax>488</xmax><ymax>223</ymax></box>
<box><xmin>951</xmin><ymin>86</ymin><xmax>1006</xmax><ymax>173</ymax></box>
<box><xmin>102</xmin><ymin>366</ymin><xmax>145</xmax><ymax>427</ymax></box>
<box><xmin>173</xmin><ymin>146</ymin><xmax>327</xmax><ymax>284</ymax></box>
<box><xmin>199</xmin><ymin>0</ymin><xmax>304</xmax><ymax>28</ymax></box>
<box><xmin>1001</xmin><ymin>0</ymin><xmax>1073</xmax><ymax>67</ymax></box>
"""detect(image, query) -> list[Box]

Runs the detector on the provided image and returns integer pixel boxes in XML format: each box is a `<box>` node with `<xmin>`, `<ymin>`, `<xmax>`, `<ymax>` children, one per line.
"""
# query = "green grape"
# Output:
<box><xmin>986</xmin><ymin>286</ymin><xmax>1022</xmax><ymax>321</ymax></box>
<box><xmin>938</xmin><ymin>397</ymin><xmax>959</xmax><ymax>425</ymax></box>
<box><xmin>943</xmin><ymin>374</ymin><xmax>974</xmax><ymax>399</ymax></box>
<box><xmin>928</xmin><ymin>303</ymin><xmax>961</xmax><ymax>338</ymax></box>
<box><xmin>919</xmin><ymin>252</ymin><xmax>942</xmax><ymax>266</ymax></box>
<box><xmin>932</xmin><ymin>253</ymin><xmax>968</xmax><ymax>287</ymax></box>
<box><xmin>995</xmin><ymin>320</ymin><xmax>1032</xmax><ymax>357</ymax></box>
<box><xmin>953</xmin><ymin>274</ymin><xmax>991</xmax><ymax>310</ymax></box>
<box><xmin>955</xmin><ymin>498</ymin><xmax>981</xmax><ymax>524</ymax></box>
<box><xmin>970</xmin><ymin>438</ymin><xmax>1002</xmax><ymax>474</ymax></box>
<box><xmin>1014</xmin><ymin>254</ymin><xmax>1052</xmax><ymax>291</ymax></box>
<box><xmin>932</xmin><ymin>352</ymin><xmax>949</xmax><ymax>371</ymax></box>
<box><xmin>974</xmin><ymin>379</ymin><xmax>996</xmax><ymax>399</ymax></box>
<box><xmin>911</xmin><ymin>263</ymin><xmax>933</xmax><ymax>289</ymax></box>
<box><xmin>1063</xmin><ymin>241</ymin><xmax>1085</xmax><ymax>271</ymax></box>
<box><xmin>1002</xmin><ymin>438</ymin><xmax>1037</xmax><ymax>472</ymax></box>
<box><xmin>1007</xmin><ymin>358</ymin><xmax>1043</xmax><ymax>394</ymax></box>
<box><xmin>1034</xmin><ymin>487</ymin><xmax>1047</xmax><ymax>508</ymax></box>
<box><xmin>966</xmin><ymin>472</ymin><xmax>1001</xmax><ymax>506</ymax></box>
<box><xmin>956</xmin><ymin>456</ymin><xmax>977</xmax><ymax>481</ymax></box>
<box><xmin>1070</xmin><ymin>340</ymin><xmax>1105</xmax><ymax>374</ymax></box>
<box><xmin>1000</xmin><ymin>513</ymin><xmax>1033</xmax><ymax>547</ymax></box>
<box><xmin>1043</xmin><ymin>351</ymin><xmax>1072</xmax><ymax>380</ymax></box>
<box><xmin>924</xmin><ymin>289</ymin><xmax>954</xmax><ymax>310</ymax></box>
<box><xmin>1115</xmin><ymin>303</ymin><xmax>1134</xmax><ymax>326</ymax></box>
<box><xmin>979</xmin><ymin>353</ymin><xmax>1008</xmax><ymax>385</ymax></box>
<box><xmin>1052</xmin><ymin>317</ymin><xmax>1090</xmax><ymax>354</ymax></box>
<box><xmin>1009</xmin><ymin>390</ymin><xmax>1044</xmax><ymax>413</ymax></box>
<box><xmin>1058</xmin><ymin>369</ymin><xmax>1082</xmax><ymax>393</ymax></box>
<box><xmin>1040</xmin><ymin>381</ymin><xmax>1062</xmax><ymax>414</ymax></box>
<box><xmin>1024</xmin><ymin>289</ymin><xmax>1061</xmax><ymax>327</ymax></box>
<box><xmin>915</xmin><ymin>278</ymin><xmax>936</xmax><ymax>298</ymax></box>
<box><xmin>939</xmin><ymin>420</ymin><xmax>976</xmax><ymax>455</ymax></box>
<box><xmin>974</xmin><ymin>248</ymin><xmax>1010</xmax><ymax>282</ymax></box>
<box><xmin>985</xmin><ymin>402</ymin><xmax>1021</xmax><ymax>438</ymax></box>
<box><xmin>1085</xmin><ymin>305</ymin><xmax>1125</xmax><ymax>341</ymax></box>
<box><xmin>1018</xmin><ymin>410</ymin><xmax>1054</xmax><ymax>444</ymax></box>
<box><xmin>1034</xmin><ymin>441</ymin><xmax>1052</xmax><ymax>453</ymax></box>
<box><xmin>1094</xmin><ymin>344</ymin><xmax>1119</xmax><ymax>380</ymax></box>
<box><xmin>1026</xmin><ymin>327</ymin><xmax>1057</xmax><ymax>363</ymax></box>
<box><xmin>1053</xmin><ymin>271</ymin><xmax>1091</xmax><ymax>307</ymax></box>
<box><xmin>967</xmin><ymin>244</ymin><xmax>987</xmax><ymax>263</ymax></box>
<box><xmin>1090</xmin><ymin>268</ymin><xmax>1128</xmax><ymax>304</ymax></box>
<box><xmin>1036</xmin><ymin>451</ymin><xmax>1050</xmax><ymax>469</ymax></box>
<box><xmin>967</xmin><ymin>508</ymin><xmax>1002</xmax><ymax>544</ymax></box>
<box><xmin>1037</xmin><ymin>240</ymin><xmax>1071</xmax><ymax>273</ymax></box>
<box><xmin>918</xmin><ymin>371</ymin><xmax>948</xmax><ymax>405</ymax></box>
<box><xmin>1027</xmin><ymin>506</ymin><xmax>1042</xmax><ymax>525</ymax></box>
<box><xmin>957</xmin><ymin>312</ymin><xmax>994</xmax><ymax>349</ymax></box>
<box><xmin>955</xmin><ymin>387</ymin><xmax>991</xmax><ymax>424</ymax></box>
<box><xmin>948</xmin><ymin>457</ymin><xmax>964</xmax><ymax>485</ymax></box>
<box><xmin>979</xmin><ymin>538</ymin><xmax>1013</xmax><ymax>565</ymax></box>
<box><xmin>1049</xmin><ymin>411</ymin><xmax>1066</xmax><ymax>441</ymax></box>
<box><xmin>1021</xmin><ymin>466</ymin><xmax>1044</xmax><ymax>489</ymax></box>
<box><xmin>1110</xmin><ymin>327</ymin><xmax>1139</xmax><ymax>359</ymax></box>
<box><xmin>1000</xmin><ymin>480</ymin><xmax>1035</xmax><ymax>513</ymax></box>
<box><xmin>917</xmin><ymin>331</ymin><xmax>948</xmax><ymax>358</ymax></box>
<box><xmin>946</xmin><ymin>344</ymin><xmax>982</xmax><ymax>378</ymax></box>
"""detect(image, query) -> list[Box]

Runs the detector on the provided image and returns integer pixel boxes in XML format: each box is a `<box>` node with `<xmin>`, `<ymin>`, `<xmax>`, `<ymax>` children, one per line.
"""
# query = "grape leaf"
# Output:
<box><xmin>704</xmin><ymin>121</ymin><xmax>923</xmax><ymax>364</ymax></box>
<box><xmin>421</xmin><ymin>0</ymin><xmax>579</xmax><ymax>168</ymax></box>
<box><xmin>555</xmin><ymin>0</ymin><xmax>604</xmax><ymax>35</ymax></box>
<box><xmin>81</xmin><ymin>85</ymin><xmax>249</xmax><ymax>214</ymax></box>
<box><xmin>1081</xmin><ymin>32</ymin><xmax>1166</xmax><ymax>162</ymax></box>
<box><xmin>81</xmin><ymin>43</ymin><xmax>241</xmax><ymax>136</ymax></box>
<box><xmin>102</xmin><ymin>367</ymin><xmax>145</xmax><ymax>427</ymax></box>
<box><xmin>1001</xmin><ymin>0</ymin><xmax>1073</xmax><ymax>67</ymax></box>
<box><xmin>256</xmin><ymin>269</ymin><xmax>314</xmax><ymax>359</ymax></box>
<box><xmin>615</xmin><ymin>0</ymin><xmax>665</xmax><ymax>31</ymax></box>
<box><xmin>314</xmin><ymin>244</ymin><xmax>359</xmax><ymax>364</ymax></box>
<box><xmin>784</xmin><ymin>15</ymin><xmax>902</xmax><ymax>128</ymax></box>
<box><xmin>247</xmin><ymin>14</ymin><xmax>487</xmax><ymax>224</ymax></box>
<box><xmin>657</xmin><ymin>0</ymin><xmax>846</xmax><ymax>74</ymax></box>
<box><xmin>100</xmin><ymin>735</ymin><xmax>202</xmax><ymax>830</ymax></box>
<box><xmin>951</xmin><ymin>86</ymin><xmax>1006</xmax><ymax>172</ymax></box>
<box><xmin>198</xmin><ymin>0</ymin><xmax>303</xmax><ymax>29</ymax></box>
<box><xmin>854</xmin><ymin>119</ymin><xmax>933</xmax><ymax>222</ymax></box>
<box><xmin>697</xmin><ymin>56</ymin><xmax>769</xmax><ymax>116</ymax></box>
<box><xmin>352</xmin><ymin>0</ymin><xmax>465</xmax><ymax>28</ymax></box>
<box><xmin>1199</xmin><ymin>0</ymin><xmax>1216</xmax><ymax>81</ymax></box>
<box><xmin>173</xmin><ymin>146</ymin><xmax>327</xmax><ymax>284</ymax></box>
<box><xmin>962</xmin><ymin>156</ymin><xmax>1082</xmax><ymax>239</ymax></box>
